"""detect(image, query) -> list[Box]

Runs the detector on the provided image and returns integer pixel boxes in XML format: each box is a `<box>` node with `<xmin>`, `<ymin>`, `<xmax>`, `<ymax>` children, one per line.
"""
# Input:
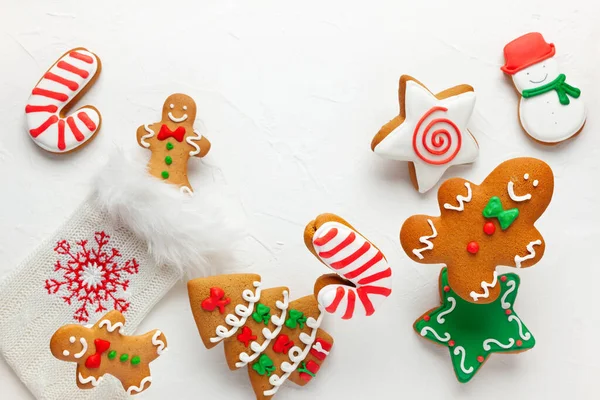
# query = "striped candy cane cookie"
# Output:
<box><xmin>310</xmin><ymin>218</ymin><xmax>392</xmax><ymax>319</ymax></box>
<box><xmin>25</xmin><ymin>47</ymin><xmax>102</xmax><ymax>153</ymax></box>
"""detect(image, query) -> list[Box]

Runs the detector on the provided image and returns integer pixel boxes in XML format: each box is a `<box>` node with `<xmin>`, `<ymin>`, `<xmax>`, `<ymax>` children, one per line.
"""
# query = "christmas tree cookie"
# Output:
<box><xmin>187</xmin><ymin>213</ymin><xmax>393</xmax><ymax>398</ymax></box>
<box><xmin>502</xmin><ymin>32</ymin><xmax>586</xmax><ymax>144</ymax></box>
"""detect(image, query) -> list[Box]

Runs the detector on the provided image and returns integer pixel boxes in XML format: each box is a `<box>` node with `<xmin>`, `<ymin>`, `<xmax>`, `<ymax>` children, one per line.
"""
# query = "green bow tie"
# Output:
<box><xmin>285</xmin><ymin>309</ymin><xmax>308</xmax><ymax>330</ymax></box>
<box><xmin>522</xmin><ymin>73</ymin><xmax>581</xmax><ymax>105</ymax></box>
<box><xmin>252</xmin><ymin>354</ymin><xmax>276</xmax><ymax>376</ymax></box>
<box><xmin>252</xmin><ymin>303</ymin><xmax>271</xmax><ymax>325</ymax></box>
<box><xmin>483</xmin><ymin>196</ymin><xmax>519</xmax><ymax>230</ymax></box>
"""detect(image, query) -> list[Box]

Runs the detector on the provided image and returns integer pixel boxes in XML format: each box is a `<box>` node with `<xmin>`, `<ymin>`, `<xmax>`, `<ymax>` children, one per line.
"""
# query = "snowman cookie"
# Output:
<box><xmin>25</xmin><ymin>47</ymin><xmax>102</xmax><ymax>153</ymax></box>
<box><xmin>136</xmin><ymin>93</ymin><xmax>211</xmax><ymax>193</ymax></box>
<box><xmin>371</xmin><ymin>75</ymin><xmax>479</xmax><ymax>193</ymax></box>
<box><xmin>502</xmin><ymin>32</ymin><xmax>586</xmax><ymax>144</ymax></box>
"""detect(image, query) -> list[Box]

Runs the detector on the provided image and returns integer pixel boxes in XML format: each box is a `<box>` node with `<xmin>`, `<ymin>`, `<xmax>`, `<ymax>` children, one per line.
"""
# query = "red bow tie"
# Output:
<box><xmin>85</xmin><ymin>339</ymin><xmax>111</xmax><ymax>369</ymax></box>
<box><xmin>157</xmin><ymin>124</ymin><xmax>186</xmax><ymax>142</ymax></box>
<box><xmin>201</xmin><ymin>287</ymin><xmax>231</xmax><ymax>314</ymax></box>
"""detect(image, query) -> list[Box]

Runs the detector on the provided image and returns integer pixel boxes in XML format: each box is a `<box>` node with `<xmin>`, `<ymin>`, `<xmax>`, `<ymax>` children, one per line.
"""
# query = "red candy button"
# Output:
<box><xmin>484</xmin><ymin>222</ymin><xmax>496</xmax><ymax>235</ymax></box>
<box><xmin>467</xmin><ymin>241</ymin><xmax>479</xmax><ymax>254</ymax></box>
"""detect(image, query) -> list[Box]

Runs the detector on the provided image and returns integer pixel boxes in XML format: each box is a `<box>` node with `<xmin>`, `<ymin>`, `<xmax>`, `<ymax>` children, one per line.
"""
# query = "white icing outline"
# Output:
<box><xmin>470</xmin><ymin>271</ymin><xmax>498</xmax><ymax>302</ymax></box>
<box><xmin>436</xmin><ymin>297</ymin><xmax>456</xmax><ymax>324</ymax></box>
<box><xmin>514</xmin><ymin>240</ymin><xmax>542</xmax><ymax>268</ymax></box>
<box><xmin>235</xmin><ymin>290</ymin><xmax>290</xmax><ymax>368</ymax></box>
<box><xmin>168</xmin><ymin>112</ymin><xmax>188</xmax><ymax>123</ymax></box>
<box><xmin>501</xmin><ymin>280</ymin><xmax>516</xmax><ymax>309</ymax></box>
<box><xmin>453</xmin><ymin>346</ymin><xmax>474</xmax><ymax>374</ymax></box>
<box><xmin>140</xmin><ymin>124</ymin><xmax>155</xmax><ymax>148</ymax></box>
<box><xmin>508</xmin><ymin>315</ymin><xmax>532</xmax><ymax>340</ymax></box>
<box><xmin>312</xmin><ymin>341</ymin><xmax>330</xmax><ymax>356</ymax></box>
<box><xmin>99</xmin><ymin>319</ymin><xmax>124</xmax><ymax>334</ymax></box>
<box><xmin>420</xmin><ymin>326</ymin><xmax>450</xmax><ymax>342</ymax></box>
<box><xmin>127</xmin><ymin>376</ymin><xmax>152</xmax><ymax>395</ymax></box>
<box><xmin>186</xmin><ymin>129</ymin><xmax>203</xmax><ymax>156</ymax></box>
<box><xmin>507</xmin><ymin>181</ymin><xmax>532</xmax><ymax>202</ymax></box>
<box><xmin>210</xmin><ymin>281</ymin><xmax>262</xmax><ymax>343</ymax></box>
<box><xmin>152</xmin><ymin>330</ymin><xmax>166</xmax><ymax>355</ymax></box>
<box><xmin>78</xmin><ymin>372</ymin><xmax>102</xmax><ymax>387</ymax></box>
<box><xmin>483</xmin><ymin>338</ymin><xmax>515</xmax><ymax>351</ymax></box>
<box><xmin>443</xmin><ymin>182</ymin><xmax>472</xmax><ymax>211</ymax></box>
<box><xmin>73</xmin><ymin>337</ymin><xmax>88</xmax><ymax>359</ymax></box>
<box><xmin>412</xmin><ymin>219</ymin><xmax>437</xmax><ymax>260</ymax></box>
<box><xmin>263</xmin><ymin>304</ymin><xmax>324</xmax><ymax>397</ymax></box>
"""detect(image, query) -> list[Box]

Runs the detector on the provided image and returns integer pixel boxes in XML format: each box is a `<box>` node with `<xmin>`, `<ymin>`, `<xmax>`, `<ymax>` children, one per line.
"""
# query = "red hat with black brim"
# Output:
<box><xmin>501</xmin><ymin>32</ymin><xmax>555</xmax><ymax>75</ymax></box>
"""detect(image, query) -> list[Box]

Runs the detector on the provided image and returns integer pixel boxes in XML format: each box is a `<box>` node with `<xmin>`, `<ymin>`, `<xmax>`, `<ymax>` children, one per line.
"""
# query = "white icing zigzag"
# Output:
<box><xmin>78</xmin><ymin>372</ymin><xmax>102</xmax><ymax>387</ymax></box>
<box><xmin>140</xmin><ymin>124</ymin><xmax>155</xmax><ymax>148</ymax></box>
<box><xmin>210</xmin><ymin>281</ymin><xmax>262</xmax><ymax>343</ymax></box>
<box><xmin>436</xmin><ymin>297</ymin><xmax>456</xmax><ymax>324</ymax></box>
<box><xmin>127</xmin><ymin>376</ymin><xmax>152</xmax><ymax>395</ymax></box>
<box><xmin>483</xmin><ymin>338</ymin><xmax>515</xmax><ymax>351</ymax></box>
<box><xmin>152</xmin><ymin>330</ymin><xmax>167</xmax><ymax>355</ymax></box>
<box><xmin>420</xmin><ymin>326</ymin><xmax>450</xmax><ymax>342</ymax></box>
<box><xmin>470</xmin><ymin>271</ymin><xmax>498</xmax><ymax>302</ymax></box>
<box><xmin>501</xmin><ymin>280</ymin><xmax>516</xmax><ymax>309</ymax></box>
<box><xmin>412</xmin><ymin>219</ymin><xmax>437</xmax><ymax>260</ymax></box>
<box><xmin>236</xmin><ymin>290</ymin><xmax>290</xmax><ymax>368</ymax></box>
<box><xmin>186</xmin><ymin>130</ymin><xmax>203</xmax><ymax>156</ymax></box>
<box><xmin>263</xmin><ymin>304</ymin><xmax>325</xmax><ymax>397</ymax></box>
<box><xmin>453</xmin><ymin>346</ymin><xmax>474</xmax><ymax>374</ymax></box>
<box><xmin>508</xmin><ymin>315</ymin><xmax>531</xmax><ymax>341</ymax></box>
<box><xmin>99</xmin><ymin>319</ymin><xmax>124</xmax><ymax>334</ymax></box>
<box><xmin>443</xmin><ymin>182</ymin><xmax>472</xmax><ymax>211</ymax></box>
<box><xmin>514</xmin><ymin>240</ymin><xmax>542</xmax><ymax>268</ymax></box>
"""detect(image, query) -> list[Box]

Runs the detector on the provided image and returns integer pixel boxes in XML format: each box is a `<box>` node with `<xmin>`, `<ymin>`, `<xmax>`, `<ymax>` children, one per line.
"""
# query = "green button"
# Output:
<box><xmin>161</xmin><ymin>171</ymin><xmax>169</xmax><ymax>179</ymax></box>
<box><xmin>108</xmin><ymin>350</ymin><xmax>117</xmax><ymax>360</ymax></box>
<box><xmin>165</xmin><ymin>156</ymin><xmax>173</xmax><ymax>165</ymax></box>
<box><xmin>131</xmin><ymin>356</ymin><xmax>141</xmax><ymax>365</ymax></box>
<box><xmin>166</xmin><ymin>142</ymin><xmax>174</xmax><ymax>150</ymax></box>
<box><xmin>120</xmin><ymin>354</ymin><xmax>129</xmax><ymax>362</ymax></box>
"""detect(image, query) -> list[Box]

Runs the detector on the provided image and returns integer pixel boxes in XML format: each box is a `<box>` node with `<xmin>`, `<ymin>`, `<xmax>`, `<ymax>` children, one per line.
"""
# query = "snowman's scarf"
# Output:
<box><xmin>522</xmin><ymin>73</ymin><xmax>581</xmax><ymax>105</ymax></box>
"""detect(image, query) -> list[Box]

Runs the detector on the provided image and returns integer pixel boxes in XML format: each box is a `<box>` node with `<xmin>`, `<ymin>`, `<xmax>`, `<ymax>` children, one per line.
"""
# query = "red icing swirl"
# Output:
<box><xmin>412</xmin><ymin>106</ymin><xmax>462</xmax><ymax>165</ymax></box>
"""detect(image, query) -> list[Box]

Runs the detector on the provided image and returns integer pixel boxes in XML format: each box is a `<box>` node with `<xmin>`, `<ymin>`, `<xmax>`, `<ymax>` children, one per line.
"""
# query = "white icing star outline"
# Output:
<box><xmin>373</xmin><ymin>76</ymin><xmax>479</xmax><ymax>193</ymax></box>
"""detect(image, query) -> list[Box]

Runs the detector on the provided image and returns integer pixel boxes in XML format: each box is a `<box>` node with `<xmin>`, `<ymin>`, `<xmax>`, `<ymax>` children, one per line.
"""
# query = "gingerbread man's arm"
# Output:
<box><xmin>511</xmin><ymin>227</ymin><xmax>546</xmax><ymax>269</ymax></box>
<box><xmin>92</xmin><ymin>310</ymin><xmax>126</xmax><ymax>331</ymax></box>
<box><xmin>187</xmin><ymin>130</ymin><xmax>211</xmax><ymax>158</ymax></box>
<box><xmin>142</xmin><ymin>329</ymin><xmax>168</xmax><ymax>363</ymax></box>
<box><xmin>121</xmin><ymin>365</ymin><xmax>152</xmax><ymax>395</ymax></box>
<box><xmin>400</xmin><ymin>215</ymin><xmax>446</xmax><ymax>264</ymax></box>
<box><xmin>136</xmin><ymin>123</ymin><xmax>158</xmax><ymax>149</ymax></box>
<box><xmin>76</xmin><ymin>364</ymin><xmax>103</xmax><ymax>390</ymax></box>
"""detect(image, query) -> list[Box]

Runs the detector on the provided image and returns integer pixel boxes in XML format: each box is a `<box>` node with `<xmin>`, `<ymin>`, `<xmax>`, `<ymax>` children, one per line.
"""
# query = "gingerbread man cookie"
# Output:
<box><xmin>25</xmin><ymin>47</ymin><xmax>102</xmax><ymax>153</ymax></box>
<box><xmin>187</xmin><ymin>213</ymin><xmax>391</xmax><ymax>399</ymax></box>
<box><xmin>50</xmin><ymin>310</ymin><xmax>167</xmax><ymax>395</ymax></box>
<box><xmin>371</xmin><ymin>75</ymin><xmax>478</xmax><ymax>193</ymax></box>
<box><xmin>136</xmin><ymin>94</ymin><xmax>211</xmax><ymax>193</ymax></box>
<box><xmin>501</xmin><ymin>32</ymin><xmax>586</xmax><ymax>144</ymax></box>
<box><xmin>400</xmin><ymin>158</ymin><xmax>553</xmax><ymax>304</ymax></box>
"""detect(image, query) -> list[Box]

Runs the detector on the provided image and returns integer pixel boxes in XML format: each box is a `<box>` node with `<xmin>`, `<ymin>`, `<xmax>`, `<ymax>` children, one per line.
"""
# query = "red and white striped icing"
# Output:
<box><xmin>25</xmin><ymin>48</ymin><xmax>101</xmax><ymax>153</ymax></box>
<box><xmin>312</xmin><ymin>221</ymin><xmax>392</xmax><ymax>319</ymax></box>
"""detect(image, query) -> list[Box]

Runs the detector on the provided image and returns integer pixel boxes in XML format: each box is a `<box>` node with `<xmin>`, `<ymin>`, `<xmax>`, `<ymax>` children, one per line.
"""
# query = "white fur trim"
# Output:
<box><xmin>92</xmin><ymin>149</ymin><xmax>242</xmax><ymax>277</ymax></box>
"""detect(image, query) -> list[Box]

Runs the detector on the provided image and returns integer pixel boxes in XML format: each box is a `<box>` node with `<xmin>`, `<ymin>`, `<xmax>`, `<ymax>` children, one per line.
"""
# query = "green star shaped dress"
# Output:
<box><xmin>414</xmin><ymin>267</ymin><xmax>535</xmax><ymax>383</ymax></box>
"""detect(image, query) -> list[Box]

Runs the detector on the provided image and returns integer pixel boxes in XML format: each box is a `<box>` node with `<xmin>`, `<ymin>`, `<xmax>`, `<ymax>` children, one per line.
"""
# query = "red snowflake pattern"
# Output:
<box><xmin>44</xmin><ymin>231</ymin><xmax>139</xmax><ymax>323</ymax></box>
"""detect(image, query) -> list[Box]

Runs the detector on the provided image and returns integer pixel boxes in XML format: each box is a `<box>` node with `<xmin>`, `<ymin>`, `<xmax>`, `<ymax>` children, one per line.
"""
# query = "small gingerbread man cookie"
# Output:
<box><xmin>50</xmin><ymin>310</ymin><xmax>167</xmax><ymax>395</ymax></box>
<box><xmin>136</xmin><ymin>93</ymin><xmax>211</xmax><ymax>193</ymax></box>
<box><xmin>400</xmin><ymin>158</ymin><xmax>554</xmax><ymax>304</ymax></box>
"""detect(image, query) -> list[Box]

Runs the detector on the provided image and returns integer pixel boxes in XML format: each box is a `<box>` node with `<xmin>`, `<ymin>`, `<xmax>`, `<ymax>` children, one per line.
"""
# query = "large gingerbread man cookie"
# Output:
<box><xmin>136</xmin><ymin>93</ymin><xmax>211</xmax><ymax>193</ymax></box>
<box><xmin>400</xmin><ymin>158</ymin><xmax>553</xmax><ymax>304</ymax></box>
<box><xmin>50</xmin><ymin>310</ymin><xmax>167</xmax><ymax>395</ymax></box>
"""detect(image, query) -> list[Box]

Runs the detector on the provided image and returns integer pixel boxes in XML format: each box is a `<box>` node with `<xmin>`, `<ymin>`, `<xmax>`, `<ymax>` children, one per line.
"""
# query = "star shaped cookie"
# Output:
<box><xmin>414</xmin><ymin>268</ymin><xmax>535</xmax><ymax>383</ymax></box>
<box><xmin>371</xmin><ymin>75</ymin><xmax>479</xmax><ymax>193</ymax></box>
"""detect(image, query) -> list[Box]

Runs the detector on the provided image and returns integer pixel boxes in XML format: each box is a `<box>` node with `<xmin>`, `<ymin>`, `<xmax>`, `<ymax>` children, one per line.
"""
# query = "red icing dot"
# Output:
<box><xmin>467</xmin><ymin>241</ymin><xmax>479</xmax><ymax>254</ymax></box>
<box><xmin>505</xmin><ymin>309</ymin><xmax>512</xmax><ymax>315</ymax></box>
<box><xmin>443</xmin><ymin>285</ymin><xmax>450</xmax><ymax>292</ymax></box>
<box><xmin>483</xmin><ymin>222</ymin><xmax>496</xmax><ymax>235</ymax></box>
<box><xmin>448</xmin><ymin>340</ymin><xmax>455</xmax><ymax>347</ymax></box>
<box><xmin>423</xmin><ymin>315</ymin><xmax>430</xmax><ymax>322</ymax></box>
<box><xmin>500</xmin><ymin>276</ymin><xmax>507</xmax><ymax>282</ymax></box>
<box><xmin>477</xmin><ymin>356</ymin><xmax>484</xmax><ymax>363</ymax></box>
<box><xmin>516</xmin><ymin>340</ymin><xmax>523</xmax><ymax>347</ymax></box>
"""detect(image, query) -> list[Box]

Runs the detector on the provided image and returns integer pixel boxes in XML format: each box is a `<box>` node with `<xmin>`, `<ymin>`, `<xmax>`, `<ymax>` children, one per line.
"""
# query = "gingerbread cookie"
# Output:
<box><xmin>25</xmin><ymin>47</ymin><xmax>102</xmax><ymax>153</ymax></box>
<box><xmin>502</xmin><ymin>32</ymin><xmax>586</xmax><ymax>144</ymax></box>
<box><xmin>400</xmin><ymin>157</ymin><xmax>553</xmax><ymax>304</ymax></box>
<box><xmin>136</xmin><ymin>93</ymin><xmax>211</xmax><ymax>193</ymax></box>
<box><xmin>414</xmin><ymin>268</ymin><xmax>535</xmax><ymax>383</ymax></box>
<box><xmin>50</xmin><ymin>310</ymin><xmax>167</xmax><ymax>395</ymax></box>
<box><xmin>371</xmin><ymin>75</ymin><xmax>478</xmax><ymax>193</ymax></box>
<box><xmin>187</xmin><ymin>213</ymin><xmax>391</xmax><ymax>399</ymax></box>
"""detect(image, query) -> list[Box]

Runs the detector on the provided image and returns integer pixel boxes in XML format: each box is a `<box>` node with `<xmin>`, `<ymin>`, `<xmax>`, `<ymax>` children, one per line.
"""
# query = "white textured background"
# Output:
<box><xmin>0</xmin><ymin>1</ymin><xmax>598</xmax><ymax>399</ymax></box>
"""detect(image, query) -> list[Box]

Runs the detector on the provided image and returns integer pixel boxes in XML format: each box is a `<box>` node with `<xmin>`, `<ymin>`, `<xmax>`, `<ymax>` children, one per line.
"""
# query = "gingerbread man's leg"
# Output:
<box><xmin>76</xmin><ymin>364</ymin><xmax>104</xmax><ymax>390</ymax></box>
<box><xmin>121</xmin><ymin>365</ymin><xmax>152</xmax><ymax>395</ymax></box>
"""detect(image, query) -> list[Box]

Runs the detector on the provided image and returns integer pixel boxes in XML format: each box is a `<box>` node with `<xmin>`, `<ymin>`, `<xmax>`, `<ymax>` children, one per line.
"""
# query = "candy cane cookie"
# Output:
<box><xmin>25</xmin><ymin>47</ymin><xmax>102</xmax><ymax>153</ymax></box>
<box><xmin>304</xmin><ymin>213</ymin><xmax>393</xmax><ymax>319</ymax></box>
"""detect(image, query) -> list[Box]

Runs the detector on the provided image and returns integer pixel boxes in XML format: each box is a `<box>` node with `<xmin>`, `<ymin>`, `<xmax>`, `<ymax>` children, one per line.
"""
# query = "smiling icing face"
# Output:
<box><xmin>50</xmin><ymin>325</ymin><xmax>91</xmax><ymax>362</ymax></box>
<box><xmin>512</xmin><ymin>58</ymin><xmax>560</xmax><ymax>92</ymax></box>
<box><xmin>162</xmin><ymin>93</ymin><xmax>196</xmax><ymax>125</ymax></box>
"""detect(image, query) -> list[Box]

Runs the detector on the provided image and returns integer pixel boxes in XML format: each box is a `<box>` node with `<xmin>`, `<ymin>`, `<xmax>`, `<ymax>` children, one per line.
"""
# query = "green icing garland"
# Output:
<box><xmin>413</xmin><ymin>267</ymin><xmax>535</xmax><ymax>383</ymax></box>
